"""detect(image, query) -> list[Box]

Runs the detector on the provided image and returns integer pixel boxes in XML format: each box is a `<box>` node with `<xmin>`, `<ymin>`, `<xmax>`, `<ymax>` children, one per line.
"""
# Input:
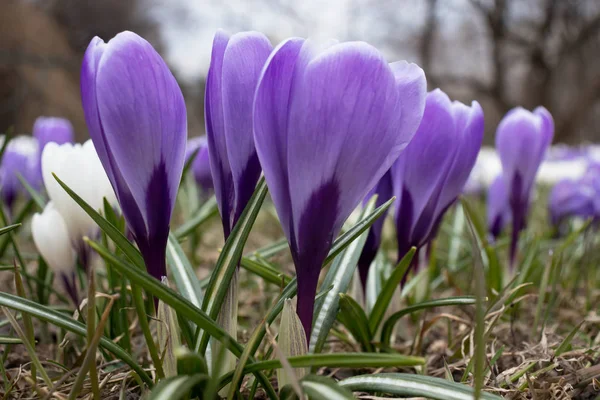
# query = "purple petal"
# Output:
<box><xmin>487</xmin><ymin>174</ymin><xmax>510</xmax><ymax>238</ymax></box>
<box><xmin>186</xmin><ymin>136</ymin><xmax>213</xmax><ymax>191</ymax></box>
<box><xmin>33</xmin><ymin>117</ymin><xmax>74</xmax><ymax>150</ymax></box>
<box><xmin>254</xmin><ymin>38</ymin><xmax>306</xmax><ymax>242</ymax></box>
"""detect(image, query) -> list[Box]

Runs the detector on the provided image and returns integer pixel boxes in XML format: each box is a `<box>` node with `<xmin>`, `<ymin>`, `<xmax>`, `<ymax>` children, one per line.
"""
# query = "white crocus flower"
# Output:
<box><xmin>41</xmin><ymin>140</ymin><xmax>117</xmax><ymax>248</ymax></box>
<box><xmin>31</xmin><ymin>202</ymin><xmax>76</xmax><ymax>274</ymax></box>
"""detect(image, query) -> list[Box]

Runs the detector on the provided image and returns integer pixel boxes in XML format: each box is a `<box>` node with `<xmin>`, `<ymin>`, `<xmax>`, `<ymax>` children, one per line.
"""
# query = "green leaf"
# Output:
<box><xmin>0</xmin><ymin>336</ymin><xmax>21</xmax><ymax>344</ymax></box>
<box><xmin>52</xmin><ymin>173</ymin><xmax>145</xmax><ymax>270</ymax></box>
<box><xmin>174</xmin><ymin>196</ymin><xmax>218</xmax><ymax>239</ymax></box>
<box><xmin>380</xmin><ymin>296</ymin><xmax>476</xmax><ymax>346</ymax></box>
<box><xmin>148</xmin><ymin>374</ymin><xmax>209</xmax><ymax>400</ymax></box>
<box><xmin>339</xmin><ymin>373</ymin><xmax>502</xmax><ymax>400</ymax></box>
<box><xmin>0</xmin><ymin>224</ymin><xmax>21</xmax><ymax>236</ymax></box>
<box><xmin>300</xmin><ymin>375</ymin><xmax>354</xmax><ymax>400</ymax></box>
<box><xmin>199</xmin><ymin>178</ymin><xmax>268</xmax><ymax>354</ymax></box>
<box><xmin>309</xmin><ymin>198</ymin><xmax>376</xmax><ymax>354</ymax></box>
<box><xmin>554</xmin><ymin>320</ymin><xmax>584</xmax><ymax>357</ymax></box>
<box><xmin>219</xmin><ymin>353</ymin><xmax>425</xmax><ymax>389</ymax></box>
<box><xmin>85</xmin><ymin>238</ymin><xmax>277</xmax><ymax>399</ymax></box>
<box><xmin>166</xmin><ymin>233</ymin><xmax>203</xmax><ymax>309</ymax></box>
<box><xmin>239</xmin><ymin>256</ymin><xmax>292</xmax><ymax>285</ymax></box>
<box><xmin>337</xmin><ymin>294</ymin><xmax>373</xmax><ymax>352</ymax></box>
<box><xmin>246</xmin><ymin>238</ymin><xmax>288</xmax><ymax>260</ymax></box>
<box><xmin>367</xmin><ymin>247</ymin><xmax>416</xmax><ymax>334</ymax></box>
<box><xmin>0</xmin><ymin>292</ymin><xmax>153</xmax><ymax>386</ymax></box>
<box><xmin>16</xmin><ymin>173</ymin><xmax>45</xmax><ymax>211</ymax></box>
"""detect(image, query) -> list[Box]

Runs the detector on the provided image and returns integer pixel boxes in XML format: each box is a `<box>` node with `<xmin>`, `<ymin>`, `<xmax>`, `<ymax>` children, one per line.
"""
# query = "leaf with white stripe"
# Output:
<box><xmin>148</xmin><ymin>374</ymin><xmax>209</xmax><ymax>400</ymax></box>
<box><xmin>339</xmin><ymin>373</ymin><xmax>502</xmax><ymax>400</ymax></box>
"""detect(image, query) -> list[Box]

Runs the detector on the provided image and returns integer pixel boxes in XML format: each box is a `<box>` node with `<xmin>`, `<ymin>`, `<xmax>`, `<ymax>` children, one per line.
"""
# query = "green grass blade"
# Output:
<box><xmin>166</xmin><ymin>233</ymin><xmax>203</xmax><ymax>308</ymax></box>
<box><xmin>339</xmin><ymin>373</ymin><xmax>502</xmax><ymax>400</ymax></box>
<box><xmin>16</xmin><ymin>173</ymin><xmax>46</xmax><ymax>211</ymax></box>
<box><xmin>174</xmin><ymin>196</ymin><xmax>218</xmax><ymax>239</ymax></box>
<box><xmin>300</xmin><ymin>375</ymin><xmax>354</xmax><ymax>400</ymax></box>
<box><xmin>148</xmin><ymin>374</ymin><xmax>209</xmax><ymax>400</ymax></box>
<box><xmin>219</xmin><ymin>353</ymin><xmax>425</xmax><ymax>389</ymax></box>
<box><xmin>0</xmin><ymin>223</ymin><xmax>21</xmax><ymax>236</ymax></box>
<box><xmin>368</xmin><ymin>247</ymin><xmax>416</xmax><ymax>334</ymax></box>
<box><xmin>239</xmin><ymin>257</ymin><xmax>291</xmax><ymax>285</ymax></box>
<box><xmin>337</xmin><ymin>294</ymin><xmax>373</xmax><ymax>352</ymax></box>
<box><xmin>309</xmin><ymin>198</ymin><xmax>375</xmax><ymax>354</ymax></box>
<box><xmin>198</xmin><ymin>178</ymin><xmax>268</xmax><ymax>354</ymax></box>
<box><xmin>380</xmin><ymin>296</ymin><xmax>476</xmax><ymax>346</ymax></box>
<box><xmin>554</xmin><ymin>321</ymin><xmax>584</xmax><ymax>357</ymax></box>
<box><xmin>0</xmin><ymin>292</ymin><xmax>153</xmax><ymax>386</ymax></box>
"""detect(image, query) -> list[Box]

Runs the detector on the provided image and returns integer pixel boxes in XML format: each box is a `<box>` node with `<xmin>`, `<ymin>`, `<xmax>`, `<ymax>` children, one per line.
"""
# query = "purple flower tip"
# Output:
<box><xmin>392</xmin><ymin>89</ymin><xmax>484</xmax><ymax>263</ymax></box>
<box><xmin>495</xmin><ymin>106</ymin><xmax>554</xmax><ymax>265</ymax></box>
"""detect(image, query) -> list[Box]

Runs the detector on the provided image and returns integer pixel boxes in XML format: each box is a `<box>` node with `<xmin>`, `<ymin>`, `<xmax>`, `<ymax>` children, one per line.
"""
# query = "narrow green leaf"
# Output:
<box><xmin>240</xmin><ymin>256</ymin><xmax>292</xmax><ymax>285</ymax></box>
<box><xmin>199</xmin><ymin>179</ymin><xmax>267</xmax><ymax>354</ymax></box>
<box><xmin>337</xmin><ymin>294</ymin><xmax>373</xmax><ymax>352</ymax></box>
<box><xmin>85</xmin><ymin>238</ymin><xmax>277</xmax><ymax>399</ymax></box>
<box><xmin>16</xmin><ymin>173</ymin><xmax>45</xmax><ymax>211</ymax></box>
<box><xmin>554</xmin><ymin>321</ymin><xmax>584</xmax><ymax>357</ymax></box>
<box><xmin>380</xmin><ymin>297</ymin><xmax>476</xmax><ymax>346</ymax></box>
<box><xmin>166</xmin><ymin>233</ymin><xmax>203</xmax><ymax>308</ymax></box>
<box><xmin>174</xmin><ymin>196</ymin><xmax>218</xmax><ymax>239</ymax></box>
<box><xmin>246</xmin><ymin>238</ymin><xmax>288</xmax><ymax>260</ymax></box>
<box><xmin>368</xmin><ymin>247</ymin><xmax>416</xmax><ymax>334</ymax></box>
<box><xmin>0</xmin><ymin>336</ymin><xmax>21</xmax><ymax>344</ymax></box>
<box><xmin>300</xmin><ymin>375</ymin><xmax>354</xmax><ymax>400</ymax></box>
<box><xmin>339</xmin><ymin>373</ymin><xmax>502</xmax><ymax>400</ymax></box>
<box><xmin>148</xmin><ymin>374</ymin><xmax>209</xmax><ymax>400</ymax></box>
<box><xmin>219</xmin><ymin>353</ymin><xmax>425</xmax><ymax>389</ymax></box>
<box><xmin>0</xmin><ymin>223</ymin><xmax>21</xmax><ymax>237</ymax></box>
<box><xmin>310</xmin><ymin>198</ymin><xmax>376</xmax><ymax>354</ymax></box>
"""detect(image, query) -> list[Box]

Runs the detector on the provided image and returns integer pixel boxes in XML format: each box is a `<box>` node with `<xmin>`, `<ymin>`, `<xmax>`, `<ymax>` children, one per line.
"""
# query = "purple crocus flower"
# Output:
<box><xmin>495</xmin><ymin>107</ymin><xmax>553</xmax><ymax>265</ymax></box>
<box><xmin>186</xmin><ymin>136</ymin><xmax>213</xmax><ymax>192</ymax></box>
<box><xmin>254</xmin><ymin>38</ymin><xmax>427</xmax><ymax>336</ymax></box>
<box><xmin>357</xmin><ymin>171</ymin><xmax>393</xmax><ymax>288</ymax></box>
<box><xmin>487</xmin><ymin>174</ymin><xmax>510</xmax><ymax>240</ymax></box>
<box><xmin>548</xmin><ymin>179</ymin><xmax>596</xmax><ymax>228</ymax></box>
<box><xmin>391</xmin><ymin>89</ymin><xmax>484</xmax><ymax>264</ymax></box>
<box><xmin>32</xmin><ymin>116</ymin><xmax>75</xmax><ymax>186</ymax></box>
<box><xmin>80</xmin><ymin>31</ymin><xmax>187</xmax><ymax>281</ymax></box>
<box><xmin>205</xmin><ymin>30</ymin><xmax>272</xmax><ymax>238</ymax></box>
<box><xmin>0</xmin><ymin>136</ymin><xmax>39</xmax><ymax>207</ymax></box>
<box><xmin>33</xmin><ymin>117</ymin><xmax>74</xmax><ymax>151</ymax></box>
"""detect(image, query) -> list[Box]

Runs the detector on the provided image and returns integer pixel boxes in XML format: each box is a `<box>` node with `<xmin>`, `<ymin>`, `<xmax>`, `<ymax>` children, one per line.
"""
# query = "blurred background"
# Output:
<box><xmin>1</xmin><ymin>0</ymin><xmax>599</xmax><ymax>143</ymax></box>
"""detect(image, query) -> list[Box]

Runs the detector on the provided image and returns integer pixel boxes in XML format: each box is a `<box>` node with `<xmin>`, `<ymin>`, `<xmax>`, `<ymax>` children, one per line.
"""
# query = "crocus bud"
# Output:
<box><xmin>392</xmin><ymin>89</ymin><xmax>484</xmax><ymax>262</ymax></box>
<box><xmin>33</xmin><ymin>117</ymin><xmax>74</xmax><ymax>152</ymax></box>
<box><xmin>205</xmin><ymin>30</ymin><xmax>272</xmax><ymax>238</ymax></box>
<box><xmin>487</xmin><ymin>175</ymin><xmax>510</xmax><ymax>240</ymax></box>
<box><xmin>0</xmin><ymin>135</ymin><xmax>40</xmax><ymax>208</ymax></box>
<box><xmin>32</xmin><ymin>202</ymin><xmax>76</xmax><ymax>274</ymax></box>
<box><xmin>357</xmin><ymin>171</ymin><xmax>393</xmax><ymax>288</ymax></box>
<box><xmin>254</xmin><ymin>38</ymin><xmax>427</xmax><ymax>336</ymax></box>
<box><xmin>41</xmin><ymin>140</ymin><xmax>116</xmax><ymax>250</ymax></box>
<box><xmin>186</xmin><ymin>136</ymin><xmax>213</xmax><ymax>192</ymax></box>
<box><xmin>548</xmin><ymin>179</ymin><xmax>596</xmax><ymax>228</ymax></box>
<box><xmin>81</xmin><ymin>31</ymin><xmax>187</xmax><ymax>281</ymax></box>
<box><xmin>495</xmin><ymin>106</ymin><xmax>554</xmax><ymax>265</ymax></box>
